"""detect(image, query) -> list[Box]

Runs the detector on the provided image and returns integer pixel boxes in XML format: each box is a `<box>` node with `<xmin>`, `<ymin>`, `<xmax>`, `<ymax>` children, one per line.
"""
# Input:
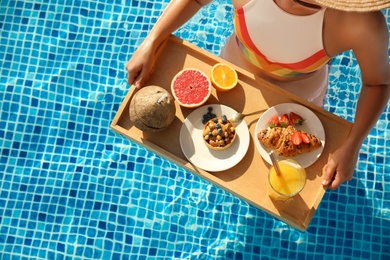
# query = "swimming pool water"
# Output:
<box><xmin>0</xmin><ymin>0</ymin><xmax>389</xmax><ymax>259</ymax></box>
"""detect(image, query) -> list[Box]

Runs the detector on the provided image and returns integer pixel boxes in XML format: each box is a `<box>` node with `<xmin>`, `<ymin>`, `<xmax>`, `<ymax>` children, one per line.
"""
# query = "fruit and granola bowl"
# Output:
<box><xmin>202</xmin><ymin>107</ymin><xmax>236</xmax><ymax>150</ymax></box>
<box><xmin>203</xmin><ymin>117</ymin><xmax>236</xmax><ymax>150</ymax></box>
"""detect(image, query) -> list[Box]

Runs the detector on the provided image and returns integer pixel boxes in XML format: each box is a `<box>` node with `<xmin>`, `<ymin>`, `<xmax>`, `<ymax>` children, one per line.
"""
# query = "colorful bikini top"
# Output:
<box><xmin>234</xmin><ymin>0</ymin><xmax>331</xmax><ymax>78</ymax></box>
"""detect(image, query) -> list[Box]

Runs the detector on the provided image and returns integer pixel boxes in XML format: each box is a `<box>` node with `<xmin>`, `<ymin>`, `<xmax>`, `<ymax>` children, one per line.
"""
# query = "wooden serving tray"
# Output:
<box><xmin>111</xmin><ymin>35</ymin><xmax>352</xmax><ymax>231</ymax></box>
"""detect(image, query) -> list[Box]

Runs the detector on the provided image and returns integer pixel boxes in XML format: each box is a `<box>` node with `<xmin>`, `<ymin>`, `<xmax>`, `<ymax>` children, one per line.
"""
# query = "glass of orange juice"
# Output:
<box><xmin>268</xmin><ymin>159</ymin><xmax>306</xmax><ymax>200</ymax></box>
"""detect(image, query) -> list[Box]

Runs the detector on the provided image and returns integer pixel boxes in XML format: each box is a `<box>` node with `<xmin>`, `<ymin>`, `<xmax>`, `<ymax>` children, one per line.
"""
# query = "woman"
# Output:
<box><xmin>126</xmin><ymin>0</ymin><xmax>390</xmax><ymax>190</ymax></box>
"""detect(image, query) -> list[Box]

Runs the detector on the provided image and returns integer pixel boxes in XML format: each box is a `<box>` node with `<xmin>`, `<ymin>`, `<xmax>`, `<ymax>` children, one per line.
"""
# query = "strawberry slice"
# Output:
<box><xmin>291</xmin><ymin>131</ymin><xmax>302</xmax><ymax>145</ymax></box>
<box><xmin>300</xmin><ymin>132</ymin><xmax>311</xmax><ymax>144</ymax></box>
<box><xmin>267</xmin><ymin>116</ymin><xmax>280</xmax><ymax>129</ymax></box>
<box><xmin>279</xmin><ymin>114</ymin><xmax>290</xmax><ymax>128</ymax></box>
<box><xmin>290</xmin><ymin>112</ymin><xmax>304</xmax><ymax>126</ymax></box>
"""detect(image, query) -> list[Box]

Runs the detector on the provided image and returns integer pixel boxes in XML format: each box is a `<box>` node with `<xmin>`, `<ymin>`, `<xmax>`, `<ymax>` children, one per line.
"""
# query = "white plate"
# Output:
<box><xmin>180</xmin><ymin>104</ymin><xmax>250</xmax><ymax>172</ymax></box>
<box><xmin>254</xmin><ymin>103</ymin><xmax>325</xmax><ymax>168</ymax></box>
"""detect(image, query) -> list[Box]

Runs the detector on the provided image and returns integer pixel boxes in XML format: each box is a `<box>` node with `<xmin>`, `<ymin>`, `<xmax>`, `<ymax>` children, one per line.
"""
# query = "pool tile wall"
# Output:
<box><xmin>0</xmin><ymin>0</ymin><xmax>389</xmax><ymax>259</ymax></box>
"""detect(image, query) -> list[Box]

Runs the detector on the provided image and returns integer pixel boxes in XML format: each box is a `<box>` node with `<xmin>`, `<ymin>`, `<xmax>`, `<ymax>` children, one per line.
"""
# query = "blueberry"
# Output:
<box><xmin>208</xmin><ymin>132</ymin><xmax>213</xmax><ymax>138</ymax></box>
<box><xmin>207</xmin><ymin>111</ymin><xmax>216</xmax><ymax>119</ymax></box>
<box><xmin>207</xmin><ymin>106</ymin><xmax>213</xmax><ymax>112</ymax></box>
<box><xmin>222</xmin><ymin>115</ymin><xmax>227</xmax><ymax>124</ymax></box>
<box><xmin>213</xmin><ymin>118</ymin><xmax>218</xmax><ymax>123</ymax></box>
<box><xmin>216</xmin><ymin>123</ymin><xmax>221</xmax><ymax>129</ymax></box>
<box><xmin>218</xmin><ymin>129</ymin><xmax>223</xmax><ymax>135</ymax></box>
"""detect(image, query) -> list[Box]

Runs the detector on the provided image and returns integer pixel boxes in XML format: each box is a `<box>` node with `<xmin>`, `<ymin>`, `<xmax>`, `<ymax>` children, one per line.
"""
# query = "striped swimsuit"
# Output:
<box><xmin>234</xmin><ymin>0</ymin><xmax>330</xmax><ymax>78</ymax></box>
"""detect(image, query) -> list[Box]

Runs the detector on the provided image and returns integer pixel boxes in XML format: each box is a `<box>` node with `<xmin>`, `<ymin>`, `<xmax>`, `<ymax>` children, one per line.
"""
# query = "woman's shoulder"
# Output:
<box><xmin>327</xmin><ymin>9</ymin><xmax>386</xmax><ymax>33</ymax></box>
<box><xmin>324</xmin><ymin>9</ymin><xmax>387</xmax><ymax>55</ymax></box>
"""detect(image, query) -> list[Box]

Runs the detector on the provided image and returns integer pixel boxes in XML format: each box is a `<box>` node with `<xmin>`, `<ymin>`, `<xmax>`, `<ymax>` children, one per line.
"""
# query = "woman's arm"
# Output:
<box><xmin>323</xmin><ymin>11</ymin><xmax>390</xmax><ymax>189</ymax></box>
<box><xmin>126</xmin><ymin>0</ymin><xmax>213</xmax><ymax>88</ymax></box>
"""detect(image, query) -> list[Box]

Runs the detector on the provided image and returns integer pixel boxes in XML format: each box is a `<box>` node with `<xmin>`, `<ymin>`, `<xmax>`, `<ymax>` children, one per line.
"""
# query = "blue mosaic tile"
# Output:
<box><xmin>0</xmin><ymin>0</ymin><xmax>389</xmax><ymax>259</ymax></box>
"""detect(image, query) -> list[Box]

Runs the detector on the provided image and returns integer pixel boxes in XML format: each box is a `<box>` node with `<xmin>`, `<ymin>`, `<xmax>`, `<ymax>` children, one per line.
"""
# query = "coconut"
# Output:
<box><xmin>129</xmin><ymin>85</ymin><xmax>176</xmax><ymax>132</ymax></box>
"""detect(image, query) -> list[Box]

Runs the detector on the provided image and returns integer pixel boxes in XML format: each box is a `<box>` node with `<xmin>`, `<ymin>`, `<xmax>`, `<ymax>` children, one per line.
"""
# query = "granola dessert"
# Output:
<box><xmin>203</xmin><ymin>115</ymin><xmax>236</xmax><ymax>150</ymax></box>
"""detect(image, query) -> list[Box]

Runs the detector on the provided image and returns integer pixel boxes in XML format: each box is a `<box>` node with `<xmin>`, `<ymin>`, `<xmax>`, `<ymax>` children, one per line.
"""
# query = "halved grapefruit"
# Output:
<box><xmin>171</xmin><ymin>68</ymin><xmax>212</xmax><ymax>108</ymax></box>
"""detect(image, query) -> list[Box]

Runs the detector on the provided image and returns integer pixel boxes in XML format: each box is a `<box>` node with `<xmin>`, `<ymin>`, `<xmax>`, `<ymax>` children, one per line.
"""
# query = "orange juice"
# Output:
<box><xmin>268</xmin><ymin>159</ymin><xmax>306</xmax><ymax>200</ymax></box>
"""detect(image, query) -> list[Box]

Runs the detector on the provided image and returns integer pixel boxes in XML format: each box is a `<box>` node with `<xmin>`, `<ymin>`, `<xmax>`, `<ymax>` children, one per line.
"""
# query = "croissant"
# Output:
<box><xmin>257</xmin><ymin>126</ymin><xmax>322</xmax><ymax>157</ymax></box>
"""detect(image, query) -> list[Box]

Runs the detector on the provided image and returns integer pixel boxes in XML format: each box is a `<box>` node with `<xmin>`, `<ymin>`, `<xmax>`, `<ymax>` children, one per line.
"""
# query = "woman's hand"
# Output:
<box><xmin>124</xmin><ymin>0</ymin><xmax>209</xmax><ymax>89</ymax></box>
<box><xmin>322</xmin><ymin>142</ymin><xmax>360</xmax><ymax>190</ymax></box>
<box><xmin>126</xmin><ymin>40</ymin><xmax>156</xmax><ymax>89</ymax></box>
